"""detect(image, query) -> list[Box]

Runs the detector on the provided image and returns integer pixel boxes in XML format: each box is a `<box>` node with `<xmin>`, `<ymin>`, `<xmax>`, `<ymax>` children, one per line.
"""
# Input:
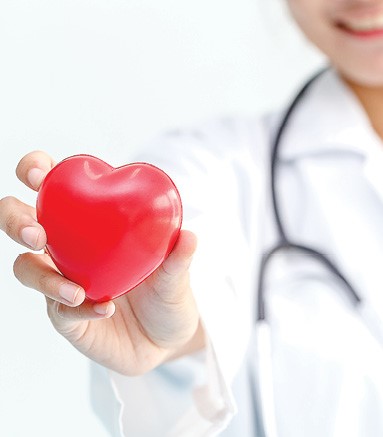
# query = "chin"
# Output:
<box><xmin>335</xmin><ymin>61</ymin><xmax>383</xmax><ymax>88</ymax></box>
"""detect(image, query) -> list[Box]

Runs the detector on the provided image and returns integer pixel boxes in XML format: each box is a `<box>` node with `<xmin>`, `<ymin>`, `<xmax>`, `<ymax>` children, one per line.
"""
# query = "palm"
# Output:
<box><xmin>49</xmin><ymin>232</ymin><xmax>200</xmax><ymax>375</ymax></box>
<box><xmin>70</xmin><ymin>296</ymin><xmax>170</xmax><ymax>375</ymax></box>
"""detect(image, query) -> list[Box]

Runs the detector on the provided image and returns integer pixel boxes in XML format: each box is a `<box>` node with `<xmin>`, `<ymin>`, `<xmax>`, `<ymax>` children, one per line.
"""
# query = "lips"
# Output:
<box><xmin>335</xmin><ymin>10</ymin><xmax>383</xmax><ymax>36</ymax></box>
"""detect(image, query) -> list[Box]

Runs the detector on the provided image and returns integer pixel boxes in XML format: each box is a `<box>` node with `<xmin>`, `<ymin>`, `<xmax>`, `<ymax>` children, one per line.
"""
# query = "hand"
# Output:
<box><xmin>0</xmin><ymin>151</ymin><xmax>204</xmax><ymax>375</ymax></box>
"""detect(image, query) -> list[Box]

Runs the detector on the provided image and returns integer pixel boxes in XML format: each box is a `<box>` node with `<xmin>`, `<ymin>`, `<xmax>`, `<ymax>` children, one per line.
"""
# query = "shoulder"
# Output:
<box><xmin>134</xmin><ymin>112</ymin><xmax>277</xmax><ymax>173</ymax></box>
<box><xmin>131</xmin><ymin>113</ymin><xmax>280</xmax><ymax>230</ymax></box>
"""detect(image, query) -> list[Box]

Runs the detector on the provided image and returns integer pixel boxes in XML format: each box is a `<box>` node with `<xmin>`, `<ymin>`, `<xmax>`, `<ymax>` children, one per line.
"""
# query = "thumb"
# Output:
<box><xmin>158</xmin><ymin>229</ymin><xmax>197</xmax><ymax>279</ymax></box>
<box><xmin>141</xmin><ymin>229</ymin><xmax>197</xmax><ymax>303</ymax></box>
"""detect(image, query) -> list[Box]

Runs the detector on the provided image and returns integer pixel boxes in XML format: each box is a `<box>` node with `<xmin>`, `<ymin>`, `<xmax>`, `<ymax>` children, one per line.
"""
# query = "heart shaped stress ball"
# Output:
<box><xmin>36</xmin><ymin>155</ymin><xmax>183</xmax><ymax>302</ymax></box>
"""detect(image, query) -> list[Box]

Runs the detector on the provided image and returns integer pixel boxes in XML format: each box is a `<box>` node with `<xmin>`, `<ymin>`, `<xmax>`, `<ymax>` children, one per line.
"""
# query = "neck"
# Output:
<box><xmin>342</xmin><ymin>76</ymin><xmax>383</xmax><ymax>142</ymax></box>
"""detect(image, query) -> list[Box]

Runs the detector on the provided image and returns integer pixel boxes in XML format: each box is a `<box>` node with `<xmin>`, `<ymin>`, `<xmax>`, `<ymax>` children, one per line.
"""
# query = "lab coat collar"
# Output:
<box><xmin>279</xmin><ymin>67</ymin><xmax>383</xmax><ymax>162</ymax></box>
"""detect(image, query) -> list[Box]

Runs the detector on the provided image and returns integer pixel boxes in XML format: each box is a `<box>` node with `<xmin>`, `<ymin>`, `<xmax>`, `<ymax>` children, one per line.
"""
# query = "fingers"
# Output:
<box><xmin>14</xmin><ymin>251</ymin><xmax>116</xmax><ymax>322</ymax></box>
<box><xmin>0</xmin><ymin>151</ymin><xmax>53</xmax><ymax>249</ymax></box>
<box><xmin>14</xmin><ymin>252</ymin><xmax>86</xmax><ymax>306</ymax></box>
<box><xmin>16</xmin><ymin>150</ymin><xmax>55</xmax><ymax>191</ymax></box>
<box><xmin>54</xmin><ymin>299</ymin><xmax>115</xmax><ymax>321</ymax></box>
<box><xmin>0</xmin><ymin>196</ymin><xmax>47</xmax><ymax>250</ymax></box>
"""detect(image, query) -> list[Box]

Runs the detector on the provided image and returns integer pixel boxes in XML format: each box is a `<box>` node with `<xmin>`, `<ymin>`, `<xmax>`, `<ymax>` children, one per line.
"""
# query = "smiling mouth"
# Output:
<box><xmin>336</xmin><ymin>13</ymin><xmax>383</xmax><ymax>35</ymax></box>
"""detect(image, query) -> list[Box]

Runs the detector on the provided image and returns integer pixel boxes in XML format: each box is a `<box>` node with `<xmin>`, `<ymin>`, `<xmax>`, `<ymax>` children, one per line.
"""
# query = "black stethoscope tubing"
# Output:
<box><xmin>256</xmin><ymin>67</ymin><xmax>362</xmax><ymax>324</ymax></box>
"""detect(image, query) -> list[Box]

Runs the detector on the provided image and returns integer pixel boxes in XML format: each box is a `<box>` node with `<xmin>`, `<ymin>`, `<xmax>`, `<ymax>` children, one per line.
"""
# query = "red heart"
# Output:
<box><xmin>36</xmin><ymin>155</ymin><xmax>182</xmax><ymax>302</ymax></box>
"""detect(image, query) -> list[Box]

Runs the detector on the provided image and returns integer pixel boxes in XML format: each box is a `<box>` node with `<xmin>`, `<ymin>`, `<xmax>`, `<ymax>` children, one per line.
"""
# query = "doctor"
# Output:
<box><xmin>2</xmin><ymin>0</ymin><xmax>383</xmax><ymax>435</ymax></box>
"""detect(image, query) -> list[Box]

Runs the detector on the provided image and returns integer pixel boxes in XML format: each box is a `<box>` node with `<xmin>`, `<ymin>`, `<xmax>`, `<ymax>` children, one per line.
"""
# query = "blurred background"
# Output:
<box><xmin>0</xmin><ymin>0</ymin><xmax>324</xmax><ymax>435</ymax></box>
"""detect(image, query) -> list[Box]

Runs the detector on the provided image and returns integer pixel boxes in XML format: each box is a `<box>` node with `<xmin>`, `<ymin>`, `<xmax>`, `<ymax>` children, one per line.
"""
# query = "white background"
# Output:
<box><xmin>0</xmin><ymin>1</ymin><xmax>324</xmax><ymax>436</ymax></box>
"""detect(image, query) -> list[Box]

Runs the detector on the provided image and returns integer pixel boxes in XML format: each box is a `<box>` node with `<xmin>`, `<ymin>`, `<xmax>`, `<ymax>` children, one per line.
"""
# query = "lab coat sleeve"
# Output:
<box><xmin>95</xmin><ymin>116</ymin><xmax>266</xmax><ymax>436</ymax></box>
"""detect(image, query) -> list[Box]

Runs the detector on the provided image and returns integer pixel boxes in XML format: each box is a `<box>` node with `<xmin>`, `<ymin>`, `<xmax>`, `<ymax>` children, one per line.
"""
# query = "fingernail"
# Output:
<box><xmin>93</xmin><ymin>302</ymin><xmax>114</xmax><ymax>317</ymax></box>
<box><xmin>21</xmin><ymin>226</ymin><xmax>41</xmax><ymax>249</ymax></box>
<box><xmin>27</xmin><ymin>168</ymin><xmax>45</xmax><ymax>189</ymax></box>
<box><xmin>59</xmin><ymin>283</ymin><xmax>81</xmax><ymax>304</ymax></box>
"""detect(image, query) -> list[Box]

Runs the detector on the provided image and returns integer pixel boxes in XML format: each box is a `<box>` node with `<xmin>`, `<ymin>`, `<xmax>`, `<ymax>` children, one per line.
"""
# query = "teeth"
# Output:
<box><xmin>342</xmin><ymin>14</ymin><xmax>383</xmax><ymax>31</ymax></box>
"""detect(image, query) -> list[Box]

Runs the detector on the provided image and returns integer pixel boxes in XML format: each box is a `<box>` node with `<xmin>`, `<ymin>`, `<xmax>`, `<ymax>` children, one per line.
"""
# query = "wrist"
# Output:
<box><xmin>164</xmin><ymin>318</ymin><xmax>206</xmax><ymax>363</ymax></box>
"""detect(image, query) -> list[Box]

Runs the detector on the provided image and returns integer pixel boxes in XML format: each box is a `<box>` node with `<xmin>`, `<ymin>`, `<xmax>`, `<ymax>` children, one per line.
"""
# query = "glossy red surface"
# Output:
<box><xmin>36</xmin><ymin>155</ymin><xmax>182</xmax><ymax>302</ymax></box>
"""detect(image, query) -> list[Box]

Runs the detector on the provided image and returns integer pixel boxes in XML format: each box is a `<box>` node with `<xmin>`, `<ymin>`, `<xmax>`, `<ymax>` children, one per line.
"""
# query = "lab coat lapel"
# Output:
<box><xmin>279</xmin><ymin>67</ymin><xmax>381</xmax><ymax>162</ymax></box>
<box><xmin>275</xmin><ymin>66</ymin><xmax>383</xmax><ymax>313</ymax></box>
<box><xmin>264</xmin><ymin>67</ymin><xmax>383</xmax><ymax>436</ymax></box>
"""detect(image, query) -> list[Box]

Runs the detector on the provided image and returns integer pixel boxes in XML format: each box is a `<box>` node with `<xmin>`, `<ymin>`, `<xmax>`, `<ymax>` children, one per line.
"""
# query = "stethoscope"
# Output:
<box><xmin>252</xmin><ymin>67</ymin><xmax>376</xmax><ymax>437</ymax></box>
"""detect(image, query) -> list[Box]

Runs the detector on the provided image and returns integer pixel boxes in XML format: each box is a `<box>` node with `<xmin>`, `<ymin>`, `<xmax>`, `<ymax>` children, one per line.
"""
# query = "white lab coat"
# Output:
<box><xmin>90</xmin><ymin>68</ymin><xmax>383</xmax><ymax>437</ymax></box>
